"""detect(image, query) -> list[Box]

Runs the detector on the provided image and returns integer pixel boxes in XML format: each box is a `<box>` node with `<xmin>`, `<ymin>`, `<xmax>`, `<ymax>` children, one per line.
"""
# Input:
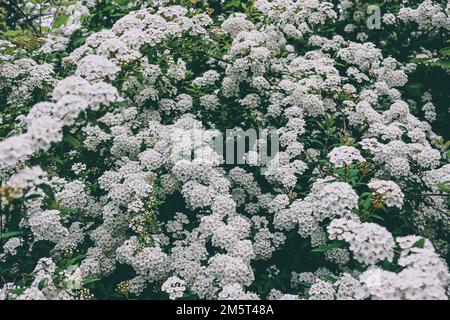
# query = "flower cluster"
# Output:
<box><xmin>327</xmin><ymin>217</ymin><xmax>396</xmax><ymax>265</ymax></box>
<box><xmin>328</xmin><ymin>146</ymin><xmax>365</xmax><ymax>168</ymax></box>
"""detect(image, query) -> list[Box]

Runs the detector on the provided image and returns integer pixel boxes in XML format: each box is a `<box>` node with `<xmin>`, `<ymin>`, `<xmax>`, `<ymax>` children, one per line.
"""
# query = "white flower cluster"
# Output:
<box><xmin>161</xmin><ymin>276</ymin><xmax>186</xmax><ymax>300</ymax></box>
<box><xmin>0</xmin><ymin>57</ymin><xmax>55</xmax><ymax>107</ymax></box>
<box><xmin>306</xmin><ymin>179</ymin><xmax>359</xmax><ymax>220</ymax></box>
<box><xmin>1</xmin><ymin>237</ymin><xmax>23</xmax><ymax>260</ymax></box>
<box><xmin>39</xmin><ymin>2</ymin><xmax>91</xmax><ymax>54</ymax></box>
<box><xmin>327</xmin><ymin>217</ymin><xmax>395</xmax><ymax>265</ymax></box>
<box><xmin>308</xmin><ymin>279</ymin><xmax>336</xmax><ymax>300</ymax></box>
<box><xmin>0</xmin><ymin>76</ymin><xmax>120</xmax><ymax>169</ymax></box>
<box><xmin>398</xmin><ymin>0</ymin><xmax>450</xmax><ymax>32</ymax></box>
<box><xmin>358</xmin><ymin>236</ymin><xmax>449</xmax><ymax>300</ymax></box>
<box><xmin>328</xmin><ymin>146</ymin><xmax>365</xmax><ymax>168</ymax></box>
<box><xmin>368</xmin><ymin>179</ymin><xmax>405</xmax><ymax>209</ymax></box>
<box><xmin>1</xmin><ymin>166</ymin><xmax>46</xmax><ymax>203</ymax></box>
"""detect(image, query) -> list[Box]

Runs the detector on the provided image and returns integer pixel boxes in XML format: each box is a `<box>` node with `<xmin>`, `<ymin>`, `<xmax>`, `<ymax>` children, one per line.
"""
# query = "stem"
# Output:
<box><xmin>46</xmin><ymin>0</ymin><xmax>64</xmax><ymax>36</ymax></box>
<box><xmin>341</xmin><ymin>108</ymin><xmax>348</xmax><ymax>138</ymax></box>
<box><xmin>9</xmin><ymin>1</ymin><xmax>40</xmax><ymax>35</ymax></box>
<box><xmin>410</xmin><ymin>193</ymin><xmax>450</xmax><ymax>197</ymax></box>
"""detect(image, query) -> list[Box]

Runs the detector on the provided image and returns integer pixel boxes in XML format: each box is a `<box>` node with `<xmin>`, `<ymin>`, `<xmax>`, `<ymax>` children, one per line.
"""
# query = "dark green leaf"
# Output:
<box><xmin>311</xmin><ymin>241</ymin><xmax>346</xmax><ymax>253</ymax></box>
<box><xmin>413</xmin><ymin>238</ymin><xmax>425</xmax><ymax>249</ymax></box>
<box><xmin>0</xmin><ymin>231</ymin><xmax>24</xmax><ymax>241</ymax></box>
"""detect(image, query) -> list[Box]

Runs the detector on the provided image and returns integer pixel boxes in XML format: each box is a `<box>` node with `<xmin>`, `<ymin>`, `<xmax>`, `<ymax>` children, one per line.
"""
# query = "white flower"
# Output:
<box><xmin>161</xmin><ymin>276</ymin><xmax>186</xmax><ymax>300</ymax></box>
<box><xmin>368</xmin><ymin>179</ymin><xmax>404</xmax><ymax>209</ymax></box>
<box><xmin>328</xmin><ymin>146</ymin><xmax>365</xmax><ymax>168</ymax></box>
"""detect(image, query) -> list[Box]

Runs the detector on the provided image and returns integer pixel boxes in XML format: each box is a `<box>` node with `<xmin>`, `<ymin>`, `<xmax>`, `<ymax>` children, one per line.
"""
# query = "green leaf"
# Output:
<box><xmin>38</xmin><ymin>279</ymin><xmax>47</xmax><ymax>290</ymax></box>
<box><xmin>97</xmin><ymin>122</ymin><xmax>111</xmax><ymax>134</ymax></box>
<box><xmin>321</xmin><ymin>275</ymin><xmax>337</xmax><ymax>283</ymax></box>
<box><xmin>361</xmin><ymin>196</ymin><xmax>373</xmax><ymax>211</ymax></box>
<box><xmin>311</xmin><ymin>241</ymin><xmax>346</xmax><ymax>253</ymax></box>
<box><xmin>50</xmin><ymin>155</ymin><xmax>65</xmax><ymax>166</ymax></box>
<box><xmin>66</xmin><ymin>254</ymin><xmax>87</xmax><ymax>267</ymax></box>
<box><xmin>0</xmin><ymin>231</ymin><xmax>24</xmax><ymax>241</ymax></box>
<box><xmin>348</xmin><ymin>168</ymin><xmax>359</xmax><ymax>179</ymax></box>
<box><xmin>10</xmin><ymin>288</ymin><xmax>25</xmax><ymax>296</ymax></box>
<box><xmin>82</xmin><ymin>278</ymin><xmax>100</xmax><ymax>286</ymax></box>
<box><xmin>72</xmin><ymin>35</ymin><xmax>87</xmax><ymax>47</ymax></box>
<box><xmin>405</xmin><ymin>82</ymin><xmax>423</xmax><ymax>96</ymax></box>
<box><xmin>60</xmin><ymin>208</ymin><xmax>78</xmax><ymax>216</ymax></box>
<box><xmin>437</xmin><ymin>180</ymin><xmax>450</xmax><ymax>193</ymax></box>
<box><xmin>53</xmin><ymin>15</ymin><xmax>69</xmax><ymax>28</ymax></box>
<box><xmin>413</xmin><ymin>238</ymin><xmax>425</xmax><ymax>249</ymax></box>
<box><xmin>113</xmin><ymin>0</ymin><xmax>130</xmax><ymax>5</ymax></box>
<box><xmin>439</xmin><ymin>47</ymin><xmax>450</xmax><ymax>56</ymax></box>
<box><xmin>39</xmin><ymin>184</ymin><xmax>55</xmax><ymax>203</ymax></box>
<box><xmin>431</xmin><ymin>59</ymin><xmax>450</xmax><ymax>69</ymax></box>
<box><xmin>368</xmin><ymin>213</ymin><xmax>384</xmax><ymax>221</ymax></box>
<box><xmin>63</xmin><ymin>134</ymin><xmax>82</xmax><ymax>149</ymax></box>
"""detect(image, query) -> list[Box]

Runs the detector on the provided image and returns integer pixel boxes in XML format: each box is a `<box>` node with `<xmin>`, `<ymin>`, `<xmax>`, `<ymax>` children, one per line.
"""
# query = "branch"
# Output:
<box><xmin>410</xmin><ymin>193</ymin><xmax>450</xmax><ymax>197</ymax></box>
<box><xmin>9</xmin><ymin>1</ymin><xmax>40</xmax><ymax>35</ymax></box>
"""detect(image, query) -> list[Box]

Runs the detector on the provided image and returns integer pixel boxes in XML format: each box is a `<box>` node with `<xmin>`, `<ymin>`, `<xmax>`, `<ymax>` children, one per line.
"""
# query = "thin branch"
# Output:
<box><xmin>410</xmin><ymin>193</ymin><xmax>450</xmax><ymax>197</ymax></box>
<box><xmin>9</xmin><ymin>1</ymin><xmax>40</xmax><ymax>35</ymax></box>
<box><xmin>46</xmin><ymin>0</ymin><xmax>65</xmax><ymax>36</ymax></box>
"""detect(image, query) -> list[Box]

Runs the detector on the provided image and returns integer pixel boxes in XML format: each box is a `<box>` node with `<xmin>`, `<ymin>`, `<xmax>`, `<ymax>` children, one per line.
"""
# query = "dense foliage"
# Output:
<box><xmin>0</xmin><ymin>0</ymin><xmax>449</xmax><ymax>300</ymax></box>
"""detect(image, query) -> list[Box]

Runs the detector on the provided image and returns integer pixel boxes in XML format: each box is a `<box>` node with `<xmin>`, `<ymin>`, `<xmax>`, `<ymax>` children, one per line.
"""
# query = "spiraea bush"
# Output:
<box><xmin>0</xmin><ymin>0</ymin><xmax>449</xmax><ymax>300</ymax></box>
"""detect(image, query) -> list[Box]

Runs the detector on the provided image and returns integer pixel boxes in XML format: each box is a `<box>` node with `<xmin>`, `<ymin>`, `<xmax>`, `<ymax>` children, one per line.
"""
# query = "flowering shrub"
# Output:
<box><xmin>0</xmin><ymin>0</ymin><xmax>449</xmax><ymax>300</ymax></box>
